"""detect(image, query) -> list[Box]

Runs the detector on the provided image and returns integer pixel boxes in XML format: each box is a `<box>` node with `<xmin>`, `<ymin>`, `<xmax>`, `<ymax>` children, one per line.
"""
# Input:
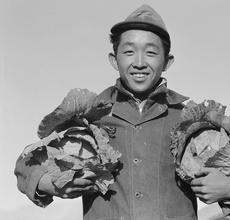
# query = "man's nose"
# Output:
<box><xmin>132</xmin><ymin>54</ymin><xmax>147</xmax><ymax>69</ymax></box>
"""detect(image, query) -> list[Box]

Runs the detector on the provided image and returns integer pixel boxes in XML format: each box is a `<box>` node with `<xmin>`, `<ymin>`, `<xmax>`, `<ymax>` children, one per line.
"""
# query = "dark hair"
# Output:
<box><xmin>110</xmin><ymin>32</ymin><xmax>170</xmax><ymax>61</ymax></box>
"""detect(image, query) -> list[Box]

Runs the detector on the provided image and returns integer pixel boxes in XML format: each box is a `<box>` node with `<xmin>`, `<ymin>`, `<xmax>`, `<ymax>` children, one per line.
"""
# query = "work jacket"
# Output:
<box><xmin>82</xmin><ymin>79</ymin><xmax>198</xmax><ymax>220</ymax></box>
<box><xmin>15</xmin><ymin>78</ymin><xmax>198</xmax><ymax>220</ymax></box>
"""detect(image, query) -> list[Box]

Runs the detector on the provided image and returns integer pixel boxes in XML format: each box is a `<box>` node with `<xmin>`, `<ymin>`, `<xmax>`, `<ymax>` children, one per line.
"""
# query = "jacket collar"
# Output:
<box><xmin>114</xmin><ymin>78</ymin><xmax>188</xmax><ymax>105</ymax></box>
<box><xmin>98</xmin><ymin>78</ymin><xmax>189</xmax><ymax>126</ymax></box>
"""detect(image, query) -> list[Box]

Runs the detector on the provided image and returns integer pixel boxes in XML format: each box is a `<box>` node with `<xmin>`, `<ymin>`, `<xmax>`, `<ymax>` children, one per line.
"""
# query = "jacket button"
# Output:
<box><xmin>135</xmin><ymin>192</ymin><xmax>143</xmax><ymax>199</ymax></box>
<box><xmin>133</xmin><ymin>158</ymin><xmax>142</xmax><ymax>164</ymax></box>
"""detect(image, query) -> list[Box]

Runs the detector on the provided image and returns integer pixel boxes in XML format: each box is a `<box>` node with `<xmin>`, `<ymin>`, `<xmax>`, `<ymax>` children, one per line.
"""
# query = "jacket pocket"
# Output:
<box><xmin>166</xmin><ymin>203</ymin><xmax>195</xmax><ymax>218</ymax></box>
<box><xmin>166</xmin><ymin>178</ymin><xmax>197</xmax><ymax>218</ymax></box>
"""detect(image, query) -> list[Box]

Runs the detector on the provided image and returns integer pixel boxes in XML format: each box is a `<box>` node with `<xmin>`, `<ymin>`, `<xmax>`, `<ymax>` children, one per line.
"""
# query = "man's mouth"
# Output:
<box><xmin>130</xmin><ymin>72</ymin><xmax>149</xmax><ymax>77</ymax></box>
<box><xmin>130</xmin><ymin>72</ymin><xmax>149</xmax><ymax>81</ymax></box>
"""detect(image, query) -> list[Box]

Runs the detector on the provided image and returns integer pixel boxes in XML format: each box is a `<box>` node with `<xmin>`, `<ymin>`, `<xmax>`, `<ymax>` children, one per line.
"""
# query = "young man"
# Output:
<box><xmin>15</xmin><ymin>4</ymin><xmax>230</xmax><ymax>220</ymax></box>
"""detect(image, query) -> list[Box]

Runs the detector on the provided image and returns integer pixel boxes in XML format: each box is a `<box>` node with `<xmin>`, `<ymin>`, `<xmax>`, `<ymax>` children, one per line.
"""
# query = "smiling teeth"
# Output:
<box><xmin>135</xmin><ymin>74</ymin><xmax>144</xmax><ymax>77</ymax></box>
<box><xmin>132</xmin><ymin>73</ymin><xmax>147</xmax><ymax>77</ymax></box>
<box><xmin>132</xmin><ymin>72</ymin><xmax>148</xmax><ymax>76</ymax></box>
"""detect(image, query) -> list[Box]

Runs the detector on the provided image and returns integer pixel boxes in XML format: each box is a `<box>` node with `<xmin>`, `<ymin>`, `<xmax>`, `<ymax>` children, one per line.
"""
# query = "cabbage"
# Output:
<box><xmin>37</xmin><ymin>88</ymin><xmax>112</xmax><ymax>139</ymax></box>
<box><xmin>170</xmin><ymin>100</ymin><xmax>230</xmax><ymax>183</ymax></box>
<box><xmin>22</xmin><ymin>88</ymin><xmax>121</xmax><ymax>194</ymax></box>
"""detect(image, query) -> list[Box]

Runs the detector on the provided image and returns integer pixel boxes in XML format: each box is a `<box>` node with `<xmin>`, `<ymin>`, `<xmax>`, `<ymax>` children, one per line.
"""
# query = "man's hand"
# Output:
<box><xmin>37</xmin><ymin>173</ymin><xmax>98</xmax><ymax>199</ymax></box>
<box><xmin>191</xmin><ymin>168</ymin><xmax>230</xmax><ymax>204</ymax></box>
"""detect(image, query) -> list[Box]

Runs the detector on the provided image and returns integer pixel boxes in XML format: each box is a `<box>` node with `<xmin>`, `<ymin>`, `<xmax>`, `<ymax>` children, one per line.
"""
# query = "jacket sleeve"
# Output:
<box><xmin>14</xmin><ymin>149</ymin><xmax>53</xmax><ymax>208</ymax></box>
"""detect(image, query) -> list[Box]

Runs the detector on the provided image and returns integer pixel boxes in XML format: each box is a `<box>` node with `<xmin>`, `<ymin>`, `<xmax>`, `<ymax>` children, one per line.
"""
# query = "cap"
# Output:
<box><xmin>111</xmin><ymin>4</ymin><xmax>170</xmax><ymax>48</ymax></box>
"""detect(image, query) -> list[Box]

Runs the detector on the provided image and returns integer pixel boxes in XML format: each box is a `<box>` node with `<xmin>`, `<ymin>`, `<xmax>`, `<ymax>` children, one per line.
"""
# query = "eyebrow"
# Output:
<box><xmin>145</xmin><ymin>43</ymin><xmax>160</xmax><ymax>50</ymax></box>
<box><xmin>120</xmin><ymin>42</ymin><xmax>160</xmax><ymax>50</ymax></box>
<box><xmin>120</xmin><ymin>42</ymin><xmax>135</xmax><ymax>47</ymax></box>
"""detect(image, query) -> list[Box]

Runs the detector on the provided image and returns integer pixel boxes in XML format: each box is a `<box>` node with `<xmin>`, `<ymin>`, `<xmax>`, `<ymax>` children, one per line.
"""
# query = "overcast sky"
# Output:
<box><xmin>1</xmin><ymin>0</ymin><xmax>230</xmax><ymax>219</ymax></box>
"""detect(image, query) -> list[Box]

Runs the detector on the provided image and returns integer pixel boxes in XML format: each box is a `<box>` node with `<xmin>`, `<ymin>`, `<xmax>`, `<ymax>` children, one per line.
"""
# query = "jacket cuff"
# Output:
<box><xmin>219</xmin><ymin>201</ymin><xmax>230</xmax><ymax>218</ymax></box>
<box><xmin>25</xmin><ymin>165</ymin><xmax>53</xmax><ymax>207</ymax></box>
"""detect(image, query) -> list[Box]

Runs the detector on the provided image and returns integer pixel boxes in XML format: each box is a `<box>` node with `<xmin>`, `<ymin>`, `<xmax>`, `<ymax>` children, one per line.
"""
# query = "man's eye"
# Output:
<box><xmin>146</xmin><ymin>51</ymin><xmax>158</xmax><ymax>56</ymax></box>
<box><xmin>123</xmin><ymin>50</ymin><xmax>134</xmax><ymax>55</ymax></box>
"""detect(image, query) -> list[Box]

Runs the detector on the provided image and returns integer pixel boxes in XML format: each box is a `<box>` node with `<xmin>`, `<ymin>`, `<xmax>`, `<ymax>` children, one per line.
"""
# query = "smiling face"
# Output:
<box><xmin>109</xmin><ymin>30</ymin><xmax>173</xmax><ymax>95</ymax></box>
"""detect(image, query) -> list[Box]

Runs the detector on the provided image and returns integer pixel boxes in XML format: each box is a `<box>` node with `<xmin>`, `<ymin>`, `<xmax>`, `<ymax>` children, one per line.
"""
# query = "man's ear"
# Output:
<box><xmin>163</xmin><ymin>54</ymin><xmax>174</xmax><ymax>71</ymax></box>
<box><xmin>108</xmin><ymin>53</ymin><xmax>118</xmax><ymax>71</ymax></box>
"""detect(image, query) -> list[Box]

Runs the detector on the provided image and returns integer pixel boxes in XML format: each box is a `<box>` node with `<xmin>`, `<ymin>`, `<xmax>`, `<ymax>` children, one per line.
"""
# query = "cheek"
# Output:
<box><xmin>117</xmin><ymin>56</ymin><xmax>133</xmax><ymax>71</ymax></box>
<box><xmin>149</xmin><ymin>59</ymin><xmax>165</xmax><ymax>73</ymax></box>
